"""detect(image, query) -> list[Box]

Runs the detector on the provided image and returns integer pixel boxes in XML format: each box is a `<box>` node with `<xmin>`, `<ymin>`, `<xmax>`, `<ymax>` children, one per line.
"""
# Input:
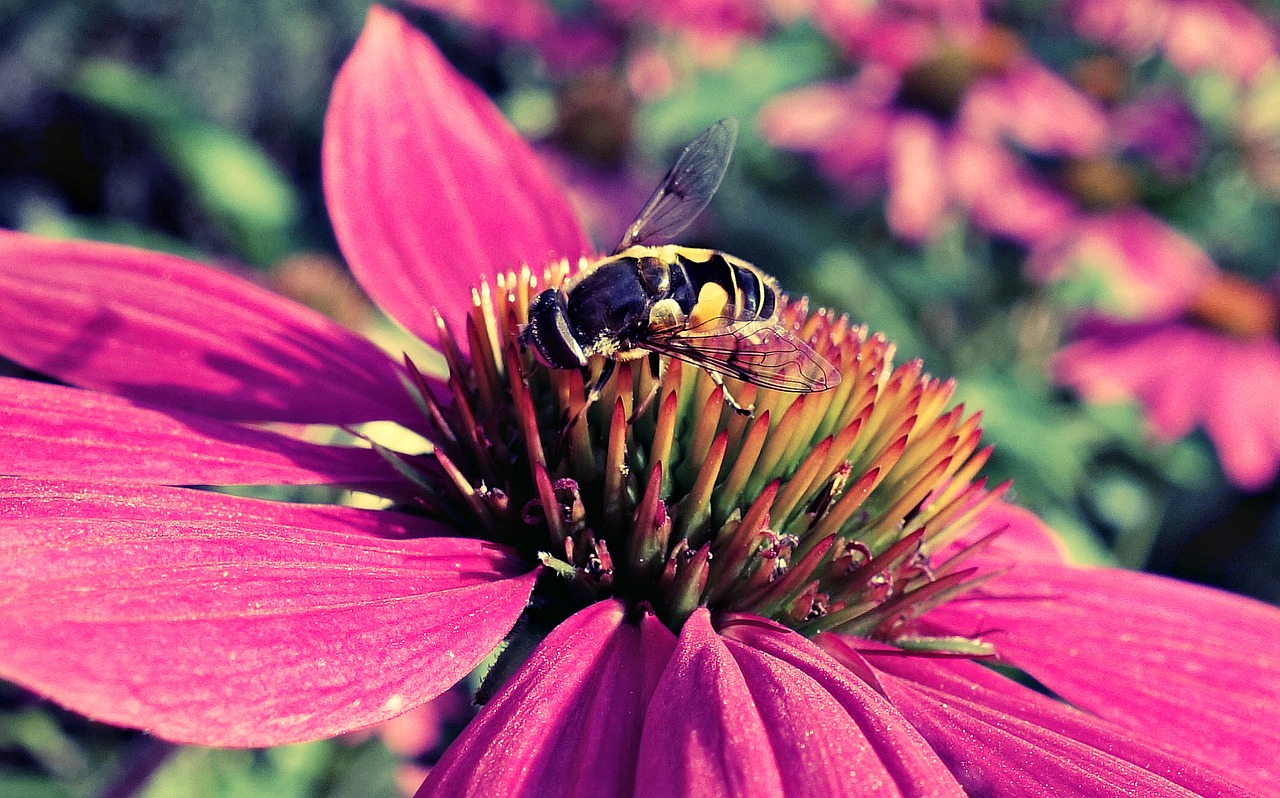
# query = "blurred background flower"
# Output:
<box><xmin>4</xmin><ymin>0</ymin><xmax>1280</xmax><ymax>794</ymax></box>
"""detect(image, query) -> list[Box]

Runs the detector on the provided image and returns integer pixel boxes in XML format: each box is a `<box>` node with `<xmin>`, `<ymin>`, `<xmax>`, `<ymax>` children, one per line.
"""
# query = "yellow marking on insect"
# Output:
<box><xmin>669</xmin><ymin>246</ymin><xmax>715</xmax><ymax>262</ymax></box>
<box><xmin>689</xmin><ymin>281</ymin><xmax>730</xmax><ymax>327</ymax></box>
<box><xmin>649</xmin><ymin>297</ymin><xmax>685</xmax><ymax>331</ymax></box>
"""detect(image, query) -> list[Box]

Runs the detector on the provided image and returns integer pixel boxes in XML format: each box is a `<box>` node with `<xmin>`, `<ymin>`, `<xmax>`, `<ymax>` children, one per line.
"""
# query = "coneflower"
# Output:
<box><xmin>422</xmin><ymin>258</ymin><xmax>1003</xmax><ymax>651</ymax></box>
<box><xmin>0</xmin><ymin>7</ymin><xmax>1276</xmax><ymax>797</ymax></box>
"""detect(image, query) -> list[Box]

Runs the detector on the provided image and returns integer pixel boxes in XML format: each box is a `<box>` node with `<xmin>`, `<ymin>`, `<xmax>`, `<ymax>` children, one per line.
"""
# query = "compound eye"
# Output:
<box><xmin>525</xmin><ymin>289</ymin><xmax>587</xmax><ymax>370</ymax></box>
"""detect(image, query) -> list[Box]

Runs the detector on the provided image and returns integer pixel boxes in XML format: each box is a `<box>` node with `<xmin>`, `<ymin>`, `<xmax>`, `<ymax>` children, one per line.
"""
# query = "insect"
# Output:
<box><xmin>520</xmin><ymin>118</ymin><xmax>841</xmax><ymax>416</ymax></box>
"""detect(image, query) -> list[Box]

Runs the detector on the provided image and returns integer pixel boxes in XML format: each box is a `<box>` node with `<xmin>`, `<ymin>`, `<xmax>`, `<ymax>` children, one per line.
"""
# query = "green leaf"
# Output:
<box><xmin>322</xmin><ymin>741</ymin><xmax>403</xmax><ymax>798</ymax></box>
<box><xmin>0</xmin><ymin>710</ymin><xmax>88</xmax><ymax>780</ymax></box>
<box><xmin>0</xmin><ymin>774</ymin><xmax>68</xmax><ymax>798</ymax></box>
<box><xmin>954</xmin><ymin>371</ymin><xmax>1099</xmax><ymax>495</ymax></box>
<box><xmin>68</xmin><ymin>58</ymin><xmax>301</xmax><ymax>265</ymax></box>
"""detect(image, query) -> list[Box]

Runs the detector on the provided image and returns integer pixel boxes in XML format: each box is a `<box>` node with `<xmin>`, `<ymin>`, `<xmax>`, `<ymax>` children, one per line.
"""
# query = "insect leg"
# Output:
<box><xmin>554</xmin><ymin>359</ymin><xmax>619</xmax><ymax>461</ymax></box>
<box><xmin>629</xmin><ymin>352</ymin><xmax>664</xmax><ymax>422</ymax></box>
<box><xmin>705</xmin><ymin>369</ymin><xmax>754</xmax><ymax>416</ymax></box>
<box><xmin>583</xmin><ymin>358</ymin><xmax>617</xmax><ymax>407</ymax></box>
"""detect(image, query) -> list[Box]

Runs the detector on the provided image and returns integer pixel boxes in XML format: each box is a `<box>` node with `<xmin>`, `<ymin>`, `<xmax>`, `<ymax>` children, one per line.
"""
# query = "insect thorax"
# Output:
<box><xmin>565</xmin><ymin>258</ymin><xmax>654</xmax><ymax>355</ymax></box>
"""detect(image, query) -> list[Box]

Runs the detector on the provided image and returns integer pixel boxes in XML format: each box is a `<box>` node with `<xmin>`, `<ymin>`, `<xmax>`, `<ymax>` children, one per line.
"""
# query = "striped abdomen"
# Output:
<box><xmin>667</xmin><ymin>248</ymin><xmax>779</xmax><ymax>323</ymax></box>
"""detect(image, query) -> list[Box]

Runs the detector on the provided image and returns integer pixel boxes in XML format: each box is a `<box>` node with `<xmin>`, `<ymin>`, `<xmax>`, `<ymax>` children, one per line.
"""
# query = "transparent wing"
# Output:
<box><xmin>639</xmin><ymin>315</ymin><xmax>841</xmax><ymax>393</ymax></box>
<box><xmin>614</xmin><ymin>118</ymin><xmax>739</xmax><ymax>253</ymax></box>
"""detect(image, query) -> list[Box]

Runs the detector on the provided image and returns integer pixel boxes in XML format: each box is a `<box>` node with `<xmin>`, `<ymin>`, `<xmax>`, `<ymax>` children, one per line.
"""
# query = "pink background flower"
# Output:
<box><xmin>1041</xmin><ymin>210</ymin><xmax>1280</xmax><ymax>489</ymax></box>
<box><xmin>1071</xmin><ymin>0</ymin><xmax>1278</xmax><ymax>84</ymax></box>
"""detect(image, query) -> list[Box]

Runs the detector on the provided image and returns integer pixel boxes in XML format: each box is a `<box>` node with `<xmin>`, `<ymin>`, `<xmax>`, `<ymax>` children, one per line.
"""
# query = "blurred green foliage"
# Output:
<box><xmin>69</xmin><ymin>58</ymin><xmax>302</xmax><ymax>264</ymax></box>
<box><xmin>138</xmin><ymin>742</ymin><xmax>400</xmax><ymax>798</ymax></box>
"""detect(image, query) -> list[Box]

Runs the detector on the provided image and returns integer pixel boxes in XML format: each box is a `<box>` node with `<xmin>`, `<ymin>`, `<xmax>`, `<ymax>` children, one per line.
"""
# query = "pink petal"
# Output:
<box><xmin>0</xmin><ymin>481</ymin><xmax>538</xmax><ymax>746</ymax></box>
<box><xmin>1200</xmin><ymin>336</ymin><xmax>1280</xmax><ymax>489</ymax></box>
<box><xmin>417</xmin><ymin>600</ymin><xmax>648</xmax><ymax>798</ymax></box>
<box><xmin>758</xmin><ymin>83</ymin><xmax>865</xmax><ymax>152</ymax></box>
<box><xmin>323</xmin><ymin>6</ymin><xmax>591</xmax><ymax>348</ymax></box>
<box><xmin>816</xmin><ymin>3</ymin><xmax>981</xmax><ymax>71</ymax></box>
<box><xmin>0</xmin><ymin>231</ymin><xmax>417</xmax><ymax>424</ymax></box>
<box><xmin>640</xmin><ymin>609</ymin><xmax>680</xmax><ymax>701</ymax></box>
<box><xmin>636</xmin><ymin>610</ymin><xmax>786</xmax><ymax>798</ymax></box>
<box><xmin>936</xmin><ymin>500</ymin><xmax>1069</xmax><ymax>566</ymax></box>
<box><xmin>885</xmin><ymin>113</ymin><xmax>950</xmax><ymax>242</ymax></box>
<box><xmin>1053</xmin><ymin>321</ymin><xmax>1209</xmax><ymax>440</ymax></box>
<box><xmin>1055</xmin><ymin>319</ymin><xmax>1280</xmax><ymax>488</ymax></box>
<box><xmin>638</xmin><ymin>611</ymin><xmax>964</xmax><ymax>797</ymax></box>
<box><xmin>0</xmin><ymin>377</ymin><xmax>402</xmax><ymax>489</ymax></box>
<box><xmin>958</xmin><ymin>61</ymin><xmax>1108</xmax><ymax>157</ymax></box>
<box><xmin>1031</xmin><ymin>210</ymin><xmax>1216</xmax><ymax>317</ymax></box>
<box><xmin>403</xmin><ymin>0</ymin><xmax>554</xmax><ymax>41</ymax></box>
<box><xmin>1069</xmin><ymin>0</ymin><xmax>1165</xmax><ymax>57</ymax></box>
<box><xmin>722</xmin><ymin>618</ymin><xmax>966</xmax><ymax>797</ymax></box>
<box><xmin>1163</xmin><ymin>0</ymin><xmax>1277</xmax><ymax>84</ymax></box>
<box><xmin>945</xmin><ymin>135</ymin><xmax>1077</xmax><ymax>247</ymax></box>
<box><xmin>758</xmin><ymin>79</ymin><xmax>897</xmax><ymax>197</ymax></box>
<box><xmin>0</xmin><ymin>476</ymin><xmax>437</xmax><ymax>537</ymax></box>
<box><xmin>920</xmin><ymin>563</ymin><xmax>1280</xmax><ymax>795</ymax></box>
<box><xmin>863</xmin><ymin>650</ymin><xmax>1245</xmax><ymax>797</ymax></box>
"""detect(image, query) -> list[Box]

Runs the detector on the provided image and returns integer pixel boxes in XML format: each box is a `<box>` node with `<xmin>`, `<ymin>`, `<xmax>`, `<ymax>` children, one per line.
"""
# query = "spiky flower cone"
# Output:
<box><xmin>406</xmin><ymin>259</ymin><xmax>1006</xmax><ymax>657</ymax></box>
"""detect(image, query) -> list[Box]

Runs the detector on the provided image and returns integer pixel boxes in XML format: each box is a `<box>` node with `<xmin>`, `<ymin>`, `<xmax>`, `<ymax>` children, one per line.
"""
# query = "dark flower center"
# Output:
<box><xmin>1187</xmin><ymin>271</ymin><xmax>1280</xmax><ymax>340</ymax></box>
<box><xmin>897</xmin><ymin>26</ymin><xmax>1022</xmax><ymax>120</ymax></box>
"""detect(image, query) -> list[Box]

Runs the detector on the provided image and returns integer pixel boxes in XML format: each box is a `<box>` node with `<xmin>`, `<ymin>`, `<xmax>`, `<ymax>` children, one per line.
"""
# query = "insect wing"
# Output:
<box><xmin>614</xmin><ymin>118</ymin><xmax>739</xmax><ymax>253</ymax></box>
<box><xmin>641</xmin><ymin>316</ymin><xmax>841</xmax><ymax>393</ymax></box>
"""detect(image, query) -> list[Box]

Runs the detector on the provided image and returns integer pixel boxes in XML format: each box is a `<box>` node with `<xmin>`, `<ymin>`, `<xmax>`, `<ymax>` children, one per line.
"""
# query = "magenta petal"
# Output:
<box><xmin>1162</xmin><ymin>0</ymin><xmax>1276</xmax><ymax>83</ymax></box>
<box><xmin>0</xmin><ymin>477</ymin><xmax>442</xmax><ymax>541</ymax></box>
<box><xmin>885</xmin><ymin>113</ymin><xmax>949</xmax><ymax>242</ymax></box>
<box><xmin>640</xmin><ymin>610</ymin><xmax>679</xmax><ymax>702</ymax></box>
<box><xmin>958</xmin><ymin>62</ymin><xmax>1107</xmax><ymax>158</ymax></box>
<box><xmin>1198</xmin><ymin>335</ymin><xmax>1280</xmax><ymax>490</ymax></box>
<box><xmin>864</xmin><ymin>652</ymin><xmax>1239</xmax><ymax>797</ymax></box>
<box><xmin>0</xmin><ymin>231</ymin><xmax>417</xmax><ymax>424</ymax></box>
<box><xmin>1040</xmin><ymin>210</ymin><xmax>1216</xmax><ymax>318</ymax></box>
<box><xmin>1053</xmin><ymin>320</ymin><xmax>1210</xmax><ymax>441</ymax></box>
<box><xmin>945</xmin><ymin>135</ymin><xmax>1077</xmax><ymax>247</ymax></box>
<box><xmin>0</xmin><ymin>378</ymin><xmax>401</xmax><ymax>488</ymax></box>
<box><xmin>418</xmin><ymin>600</ymin><xmax>647</xmax><ymax>798</ymax></box>
<box><xmin>638</xmin><ymin>611</ymin><xmax>963</xmax><ymax>798</ymax></box>
<box><xmin>921</xmin><ymin>563</ymin><xmax>1280</xmax><ymax>795</ymax></box>
<box><xmin>324</xmin><ymin>6</ymin><xmax>591</xmax><ymax>347</ymax></box>
<box><xmin>636</xmin><ymin>610</ymin><xmax>787</xmax><ymax>798</ymax></box>
<box><xmin>936</xmin><ymin>500</ymin><xmax>1069</xmax><ymax>566</ymax></box>
<box><xmin>0</xmin><ymin>482</ymin><xmax>537</xmax><ymax>746</ymax></box>
<box><xmin>403</xmin><ymin>0</ymin><xmax>554</xmax><ymax>40</ymax></box>
<box><xmin>722</xmin><ymin>619</ymin><xmax>966</xmax><ymax>797</ymax></box>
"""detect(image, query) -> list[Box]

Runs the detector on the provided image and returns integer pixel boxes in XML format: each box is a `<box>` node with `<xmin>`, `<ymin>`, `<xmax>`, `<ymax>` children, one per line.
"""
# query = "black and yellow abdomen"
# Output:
<box><xmin>603</xmin><ymin>244</ymin><xmax>780</xmax><ymax>331</ymax></box>
<box><xmin>665</xmin><ymin>247</ymin><xmax>778</xmax><ymax>324</ymax></box>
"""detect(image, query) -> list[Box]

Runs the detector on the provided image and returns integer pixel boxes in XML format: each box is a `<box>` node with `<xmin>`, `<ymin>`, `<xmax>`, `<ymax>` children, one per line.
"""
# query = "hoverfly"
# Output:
<box><xmin>520</xmin><ymin>118</ymin><xmax>841</xmax><ymax>416</ymax></box>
